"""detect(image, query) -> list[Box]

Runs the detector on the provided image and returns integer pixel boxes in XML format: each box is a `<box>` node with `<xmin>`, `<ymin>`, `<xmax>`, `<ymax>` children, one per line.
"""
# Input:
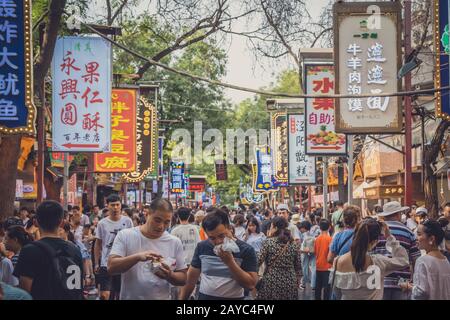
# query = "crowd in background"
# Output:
<box><xmin>1</xmin><ymin>198</ymin><xmax>449</xmax><ymax>300</ymax></box>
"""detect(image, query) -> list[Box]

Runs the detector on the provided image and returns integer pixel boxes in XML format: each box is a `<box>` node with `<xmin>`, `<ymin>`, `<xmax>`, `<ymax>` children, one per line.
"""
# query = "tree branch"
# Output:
<box><xmin>106</xmin><ymin>0</ymin><xmax>112</xmax><ymax>26</ymax></box>
<box><xmin>110</xmin><ymin>0</ymin><xmax>130</xmax><ymax>26</ymax></box>
<box><xmin>136</xmin><ymin>0</ymin><xmax>227</xmax><ymax>79</ymax></box>
<box><xmin>34</xmin><ymin>0</ymin><xmax>67</xmax><ymax>89</ymax></box>
<box><xmin>260</xmin><ymin>0</ymin><xmax>299</xmax><ymax>67</ymax></box>
<box><xmin>310</xmin><ymin>27</ymin><xmax>332</xmax><ymax>48</ymax></box>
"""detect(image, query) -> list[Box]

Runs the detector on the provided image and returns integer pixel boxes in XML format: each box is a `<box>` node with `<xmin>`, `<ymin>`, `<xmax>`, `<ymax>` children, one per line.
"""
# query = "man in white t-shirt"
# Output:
<box><xmin>108</xmin><ymin>198</ymin><xmax>187</xmax><ymax>300</ymax></box>
<box><xmin>94</xmin><ymin>194</ymin><xmax>133</xmax><ymax>300</ymax></box>
<box><xmin>70</xmin><ymin>208</ymin><xmax>84</xmax><ymax>242</ymax></box>
<box><xmin>170</xmin><ymin>207</ymin><xmax>201</xmax><ymax>265</ymax></box>
<box><xmin>73</xmin><ymin>206</ymin><xmax>89</xmax><ymax>227</ymax></box>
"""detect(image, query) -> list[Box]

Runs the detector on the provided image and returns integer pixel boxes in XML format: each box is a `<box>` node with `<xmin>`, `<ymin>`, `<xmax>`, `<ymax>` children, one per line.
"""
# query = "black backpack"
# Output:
<box><xmin>32</xmin><ymin>241</ymin><xmax>84</xmax><ymax>300</ymax></box>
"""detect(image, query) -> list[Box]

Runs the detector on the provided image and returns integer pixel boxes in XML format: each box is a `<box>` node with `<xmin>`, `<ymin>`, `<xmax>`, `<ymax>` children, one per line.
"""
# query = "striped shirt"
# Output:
<box><xmin>11</xmin><ymin>254</ymin><xmax>19</xmax><ymax>268</ymax></box>
<box><xmin>372</xmin><ymin>221</ymin><xmax>421</xmax><ymax>289</ymax></box>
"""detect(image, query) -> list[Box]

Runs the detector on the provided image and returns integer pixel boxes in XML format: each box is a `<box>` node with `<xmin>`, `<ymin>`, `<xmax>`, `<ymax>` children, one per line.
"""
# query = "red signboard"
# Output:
<box><xmin>215</xmin><ymin>160</ymin><xmax>228</xmax><ymax>181</ymax></box>
<box><xmin>94</xmin><ymin>89</ymin><xmax>137</xmax><ymax>172</ymax></box>
<box><xmin>189</xmin><ymin>183</ymin><xmax>205</xmax><ymax>192</ymax></box>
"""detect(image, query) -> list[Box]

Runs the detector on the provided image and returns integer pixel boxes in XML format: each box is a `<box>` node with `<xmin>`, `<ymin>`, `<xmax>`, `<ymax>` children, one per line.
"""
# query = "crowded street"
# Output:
<box><xmin>0</xmin><ymin>0</ymin><xmax>450</xmax><ymax>304</ymax></box>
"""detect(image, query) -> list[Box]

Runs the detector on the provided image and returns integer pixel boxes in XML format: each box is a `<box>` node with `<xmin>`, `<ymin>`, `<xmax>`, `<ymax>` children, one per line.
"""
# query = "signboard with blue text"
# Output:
<box><xmin>434</xmin><ymin>0</ymin><xmax>450</xmax><ymax>120</ymax></box>
<box><xmin>0</xmin><ymin>0</ymin><xmax>36</xmax><ymax>135</ymax></box>
<box><xmin>252</xmin><ymin>146</ymin><xmax>278</xmax><ymax>193</ymax></box>
<box><xmin>170</xmin><ymin>161</ymin><xmax>186</xmax><ymax>194</ymax></box>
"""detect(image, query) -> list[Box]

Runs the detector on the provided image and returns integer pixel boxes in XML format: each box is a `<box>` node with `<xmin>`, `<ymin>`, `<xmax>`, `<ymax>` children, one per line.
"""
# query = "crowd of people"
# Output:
<box><xmin>0</xmin><ymin>197</ymin><xmax>449</xmax><ymax>300</ymax></box>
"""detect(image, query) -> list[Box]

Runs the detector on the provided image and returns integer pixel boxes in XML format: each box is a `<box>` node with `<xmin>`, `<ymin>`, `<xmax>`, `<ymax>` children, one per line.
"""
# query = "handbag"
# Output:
<box><xmin>255</xmin><ymin>241</ymin><xmax>290</xmax><ymax>290</ymax></box>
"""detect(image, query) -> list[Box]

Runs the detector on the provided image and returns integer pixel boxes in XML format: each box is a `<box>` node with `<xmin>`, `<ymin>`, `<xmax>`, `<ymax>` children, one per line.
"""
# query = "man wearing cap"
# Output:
<box><xmin>372</xmin><ymin>201</ymin><xmax>421</xmax><ymax>300</ymax></box>
<box><xmin>277</xmin><ymin>204</ymin><xmax>301</xmax><ymax>242</ymax></box>
<box><xmin>415</xmin><ymin>207</ymin><xmax>428</xmax><ymax>225</ymax></box>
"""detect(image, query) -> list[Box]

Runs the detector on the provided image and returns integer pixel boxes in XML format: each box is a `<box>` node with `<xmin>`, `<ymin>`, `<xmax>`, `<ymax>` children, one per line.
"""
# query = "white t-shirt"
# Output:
<box><xmin>234</xmin><ymin>226</ymin><xmax>246</xmax><ymax>241</ymax></box>
<box><xmin>72</xmin><ymin>225</ymin><xmax>84</xmax><ymax>243</ymax></box>
<box><xmin>110</xmin><ymin>227</ymin><xmax>187</xmax><ymax>300</ymax></box>
<box><xmin>288</xmin><ymin>222</ymin><xmax>301</xmax><ymax>241</ymax></box>
<box><xmin>0</xmin><ymin>257</ymin><xmax>18</xmax><ymax>286</ymax></box>
<box><xmin>81</xmin><ymin>214</ymin><xmax>90</xmax><ymax>227</ymax></box>
<box><xmin>95</xmin><ymin>215</ymin><xmax>133</xmax><ymax>267</ymax></box>
<box><xmin>170</xmin><ymin>224</ymin><xmax>201</xmax><ymax>265</ymax></box>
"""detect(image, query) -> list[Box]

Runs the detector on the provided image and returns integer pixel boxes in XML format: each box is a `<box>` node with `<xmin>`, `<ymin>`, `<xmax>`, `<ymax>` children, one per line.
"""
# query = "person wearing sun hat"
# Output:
<box><xmin>372</xmin><ymin>201</ymin><xmax>421</xmax><ymax>300</ymax></box>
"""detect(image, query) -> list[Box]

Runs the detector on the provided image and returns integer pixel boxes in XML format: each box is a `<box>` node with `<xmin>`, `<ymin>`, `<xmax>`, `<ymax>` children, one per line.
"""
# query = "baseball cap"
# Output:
<box><xmin>416</xmin><ymin>207</ymin><xmax>428</xmax><ymax>216</ymax></box>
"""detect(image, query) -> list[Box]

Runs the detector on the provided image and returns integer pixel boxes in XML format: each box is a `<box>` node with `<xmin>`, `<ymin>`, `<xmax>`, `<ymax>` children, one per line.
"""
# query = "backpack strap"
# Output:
<box><xmin>336</xmin><ymin>232</ymin><xmax>353</xmax><ymax>255</ymax></box>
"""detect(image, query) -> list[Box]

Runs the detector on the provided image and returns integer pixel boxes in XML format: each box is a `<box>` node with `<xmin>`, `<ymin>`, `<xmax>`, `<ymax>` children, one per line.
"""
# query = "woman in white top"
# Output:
<box><xmin>233</xmin><ymin>213</ymin><xmax>246</xmax><ymax>241</ymax></box>
<box><xmin>329</xmin><ymin>218</ymin><xmax>409</xmax><ymax>300</ymax></box>
<box><xmin>400</xmin><ymin>219</ymin><xmax>450</xmax><ymax>300</ymax></box>
<box><xmin>244</xmin><ymin>217</ymin><xmax>266</xmax><ymax>253</ymax></box>
<box><xmin>405</xmin><ymin>208</ymin><xmax>418</xmax><ymax>233</ymax></box>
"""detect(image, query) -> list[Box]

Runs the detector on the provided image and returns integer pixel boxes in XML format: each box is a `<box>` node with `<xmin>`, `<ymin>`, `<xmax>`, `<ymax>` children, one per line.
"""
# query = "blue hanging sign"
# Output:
<box><xmin>0</xmin><ymin>0</ymin><xmax>35</xmax><ymax>134</ymax></box>
<box><xmin>434</xmin><ymin>0</ymin><xmax>450</xmax><ymax>120</ymax></box>
<box><xmin>170</xmin><ymin>161</ymin><xmax>186</xmax><ymax>194</ymax></box>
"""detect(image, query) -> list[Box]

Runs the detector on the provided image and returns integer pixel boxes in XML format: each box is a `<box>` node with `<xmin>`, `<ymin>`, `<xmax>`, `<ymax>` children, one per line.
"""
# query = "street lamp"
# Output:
<box><xmin>397</xmin><ymin>49</ymin><xmax>422</xmax><ymax>79</ymax></box>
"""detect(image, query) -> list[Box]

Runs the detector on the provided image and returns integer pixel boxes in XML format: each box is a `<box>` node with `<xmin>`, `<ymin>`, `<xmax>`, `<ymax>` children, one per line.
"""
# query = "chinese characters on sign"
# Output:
<box><xmin>122</xmin><ymin>94</ymin><xmax>158</xmax><ymax>182</ymax></box>
<box><xmin>94</xmin><ymin>89</ymin><xmax>137</xmax><ymax>172</ymax></box>
<box><xmin>288</xmin><ymin>114</ymin><xmax>316</xmax><ymax>184</ymax></box>
<box><xmin>433</xmin><ymin>0</ymin><xmax>450</xmax><ymax>120</ymax></box>
<box><xmin>271</xmin><ymin>112</ymin><xmax>288</xmax><ymax>186</ymax></box>
<box><xmin>334</xmin><ymin>2</ymin><xmax>401</xmax><ymax>133</ymax></box>
<box><xmin>305</xmin><ymin>65</ymin><xmax>346</xmax><ymax>155</ymax></box>
<box><xmin>170</xmin><ymin>161</ymin><xmax>186</xmax><ymax>194</ymax></box>
<box><xmin>363</xmin><ymin>185</ymin><xmax>404</xmax><ymax>199</ymax></box>
<box><xmin>0</xmin><ymin>0</ymin><xmax>35</xmax><ymax>134</ymax></box>
<box><xmin>52</xmin><ymin>37</ymin><xmax>111</xmax><ymax>151</ymax></box>
<box><xmin>252</xmin><ymin>146</ymin><xmax>276</xmax><ymax>193</ymax></box>
<box><xmin>215</xmin><ymin>160</ymin><xmax>228</xmax><ymax>181</ymax></box>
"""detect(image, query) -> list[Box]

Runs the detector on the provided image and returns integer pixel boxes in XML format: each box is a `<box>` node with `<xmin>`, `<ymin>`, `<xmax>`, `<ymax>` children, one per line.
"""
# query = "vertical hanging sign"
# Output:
<box><xmin>0</xmin><ymin>0</ymin><xmax>36</xmax><ymax>135</ymax></box>
<box><xmin>271</xmin><ymin>112</ymin><xmax>288</xmax><ymax>186</ymax></box>
<box><xmin>334</xmin><ymin>2</ymin><xmax>401</xmax><ymax>133</ymax></box>
<box><xmin>122</xmin><ymin>91</ymin><xmax>158</xmax><ymax>182</ymax></box>
<box><xmin>94</xmin><ymin>89</ymin><xmax>137</xmax><ymax>172</ymax></box>
<box><xmin>305</xmin><ymin>65</ymin><xmax>346</xmax><ymax>155</ymax></box>
<box><xmin>288</xmin><ymin>114</ymin><xmax>316</xmax><ymax>185</ymax></box>
<box><xmin>434</xmin><ymin>0</ymin><xmax>450</xmax><ymax>120</ymax></box>
<box><xmin>170</xmin><ymin>161</ymin><xmax>185</xmax><ymax>194</ymax></box>
<box><xmin>52</xmin><ymin>36</ymin><xmax>112</xmax><ymax>151</ymax></box>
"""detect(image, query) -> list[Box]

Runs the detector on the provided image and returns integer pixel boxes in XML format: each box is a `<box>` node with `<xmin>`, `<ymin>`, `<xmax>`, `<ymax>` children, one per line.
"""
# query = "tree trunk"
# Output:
<box><xmin>424</xmin><ymin>163</ymin><xmax>438</xmax><ymax>219</ymax></box>
<box><xmin>424</xmin><ymin>119</ymin><xmax>449</xmax><ymax>219</ymax></box>
<box><xmin>0</xmin><ymin>135</ymin><xmax>23</xmax><ymax>220</ymax></box>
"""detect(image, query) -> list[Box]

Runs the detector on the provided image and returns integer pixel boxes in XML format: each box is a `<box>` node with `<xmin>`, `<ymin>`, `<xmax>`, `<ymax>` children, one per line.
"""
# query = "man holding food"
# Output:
<box><xmin>107</xmin><ymin>198</ymin><xmax>188</xmax><ymax>300</ymax></box>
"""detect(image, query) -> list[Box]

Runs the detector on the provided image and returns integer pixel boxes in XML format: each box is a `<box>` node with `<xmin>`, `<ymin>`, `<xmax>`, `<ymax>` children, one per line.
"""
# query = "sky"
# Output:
<box><xmin>223</xmin><ymin>0</ymin><xmax>330</xmax><ymax>104</ymax></box>
<box><xmin>88</xmin><ymin>0</ymin><xmax>331</xmax><ymax>104</ymax></box>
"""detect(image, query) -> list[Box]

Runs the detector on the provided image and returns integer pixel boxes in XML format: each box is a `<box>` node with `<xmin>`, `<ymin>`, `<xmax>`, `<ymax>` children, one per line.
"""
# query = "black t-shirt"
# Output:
<box><xmin>13</xmin><ymin>237</ymin><xmax>83</xmax><ymax>300</ymax></box>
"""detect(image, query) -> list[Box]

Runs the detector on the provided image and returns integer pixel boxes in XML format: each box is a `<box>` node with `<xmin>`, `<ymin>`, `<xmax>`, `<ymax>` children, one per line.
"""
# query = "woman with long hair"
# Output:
<box><xmin>233</xmin><ymin>214</ymin><xmax>246</xmax><ymax>241</ymax></box>
<box><xmin>244</xmin><ymin>217</ymin><xmax>266</xmax><ymax>254</ymax></box>
<box><xmin>400</xmin><ymin>220</ymin><xmax>450</xmax><ymax>300</ymax></box>
<box><xmin>256</xmin><ymin>216</ymin><xmax>301</xmax><ymax>300</ymax></box>
<box><xmin>330</xmin><ymin>218</ymin><xmax>409</xmax><ymax>300</ymax></box>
